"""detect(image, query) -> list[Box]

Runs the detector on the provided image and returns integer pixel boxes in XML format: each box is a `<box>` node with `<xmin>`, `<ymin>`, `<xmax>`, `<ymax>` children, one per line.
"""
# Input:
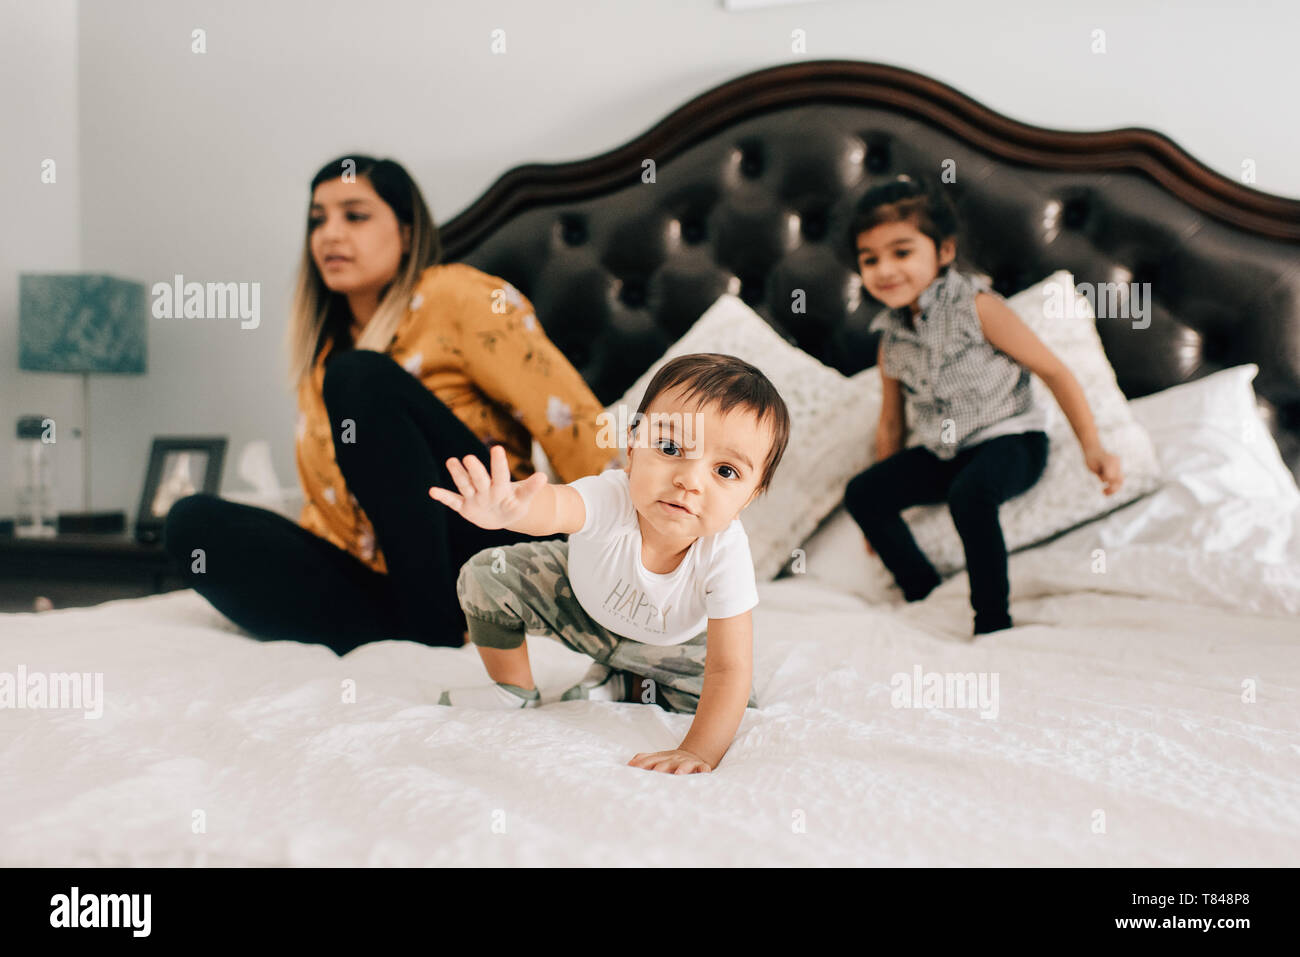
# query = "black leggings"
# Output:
<box><xmin>162</xmin><ymin>348</ymin><xmax>559</xmax><ymax>655</ymax></box>
<box><xmin>843</xmin><ymin>431</ymin><xmax>1049</xmax><ymax>633</ymax></box>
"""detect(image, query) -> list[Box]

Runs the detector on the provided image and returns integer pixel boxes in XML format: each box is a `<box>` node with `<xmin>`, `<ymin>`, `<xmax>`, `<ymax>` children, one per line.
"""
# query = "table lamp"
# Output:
<box><xmin>18</xmin><ymin>273</ymin><xmax>147</xmax><ymax>524</ymax></box>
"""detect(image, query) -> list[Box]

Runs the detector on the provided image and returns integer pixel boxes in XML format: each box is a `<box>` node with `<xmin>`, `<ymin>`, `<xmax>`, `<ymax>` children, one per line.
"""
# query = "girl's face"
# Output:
<box><xmin>855</xmin><ymin>219</ymin><xmax>956</xmax><ymax>313</ymax></box>
<box><xmin>308</xmin><ymin>176</ymin><xmax>410</xmax><ymax>296</ymax></box>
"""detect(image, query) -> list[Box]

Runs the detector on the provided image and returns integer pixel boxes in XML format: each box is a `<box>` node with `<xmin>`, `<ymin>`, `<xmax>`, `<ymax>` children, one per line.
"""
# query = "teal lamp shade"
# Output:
<box><xmin>19</xmin><ymin>273</ymin><xmax>147</xmax><ymax>373</ymax></box>
<box><xmin>17</xmin><ymin>273</ymin><xmax>147</xmax><ymax>516</ymax></box>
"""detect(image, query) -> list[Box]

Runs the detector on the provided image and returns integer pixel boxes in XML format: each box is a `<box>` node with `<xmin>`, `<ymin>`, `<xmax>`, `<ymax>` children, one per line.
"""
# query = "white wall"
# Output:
<box><xmin>1</xmin><ymin>0</ymin><xmax>81</xmax><ymax>517</ymax></box>
<box><xmin>4</xmin><ymin>0</ymin><xmax>1298</xmax><ymax>521</ymax></box>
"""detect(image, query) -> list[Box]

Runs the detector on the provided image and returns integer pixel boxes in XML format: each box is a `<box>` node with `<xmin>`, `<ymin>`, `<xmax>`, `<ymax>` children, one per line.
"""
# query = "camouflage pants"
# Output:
<box><xmin>455</xmin><ymin>538</ymin><xmax>758</xmax><ymax>714</ymax></box>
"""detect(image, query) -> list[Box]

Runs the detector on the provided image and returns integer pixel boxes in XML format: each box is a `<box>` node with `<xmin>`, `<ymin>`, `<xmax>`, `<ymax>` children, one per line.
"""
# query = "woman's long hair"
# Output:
<box><xmin>286</xmin><ymin>155</ymin><xmax>441</xmax><ymax>391</ymax></box>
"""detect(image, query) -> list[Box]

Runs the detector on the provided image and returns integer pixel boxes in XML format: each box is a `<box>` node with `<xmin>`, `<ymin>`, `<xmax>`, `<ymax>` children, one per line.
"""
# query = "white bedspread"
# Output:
<box><xmin>3</xmin><ymin>484</ymin><xmax>1298</xmax><ymax>866</ymax></box>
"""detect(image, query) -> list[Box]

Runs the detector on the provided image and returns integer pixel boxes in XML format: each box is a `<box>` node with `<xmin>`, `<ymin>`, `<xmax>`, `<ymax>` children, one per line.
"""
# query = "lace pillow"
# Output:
<box><xmin>605</xmin><ymin>294</ymin><xmax>879</xmax><ymax>581</ymax></box>
<box><xmin>797</xmin><ymin>270</ymin><xmax>1162</xmax><ymax>602</ymax></box>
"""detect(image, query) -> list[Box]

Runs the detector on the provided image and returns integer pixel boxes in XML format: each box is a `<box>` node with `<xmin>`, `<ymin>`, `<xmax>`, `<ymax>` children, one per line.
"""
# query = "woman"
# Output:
<box><xmin>163</xmin><ymin>155</ymin><xmax>620</xmax><ymax>653</ymax></box>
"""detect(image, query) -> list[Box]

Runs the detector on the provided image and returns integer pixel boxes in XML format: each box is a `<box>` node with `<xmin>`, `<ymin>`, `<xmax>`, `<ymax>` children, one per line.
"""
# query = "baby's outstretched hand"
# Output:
<box><xmin>429</xmin><ymin>444</ymin><xmax>548</xmax><ymax>530</ymax></box>
<box><xmin>628</xmin><ymin>749</ymin><xmax>713</xmax><ymax>775</ymax></box>
<box><xmin>1085</xmin><ymin>446</ymin><xmax>1124</xmax><ymax>496</ymax></box>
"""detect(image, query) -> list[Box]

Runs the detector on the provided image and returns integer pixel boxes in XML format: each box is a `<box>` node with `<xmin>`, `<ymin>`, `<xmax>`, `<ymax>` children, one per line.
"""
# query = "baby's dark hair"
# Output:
<box><xmin>632</xmin><ymin>353</ymin><xmax>790</xmax><ymax>497</ymax></box>
<box><xmin>846</xmin><ymin>174</ymin><xmax>961</xmax><ymax>265</ymax></box>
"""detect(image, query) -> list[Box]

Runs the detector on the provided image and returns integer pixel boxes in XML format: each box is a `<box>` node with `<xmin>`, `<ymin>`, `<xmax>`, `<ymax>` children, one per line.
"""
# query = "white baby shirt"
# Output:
<box><xmin>566</xmin><ymin>468</ymin><xmax>760</xmax><ymax>646</ymax></box>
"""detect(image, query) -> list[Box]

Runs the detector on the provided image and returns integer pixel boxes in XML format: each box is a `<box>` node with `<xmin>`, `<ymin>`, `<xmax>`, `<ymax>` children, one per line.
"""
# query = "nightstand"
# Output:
<box><xmin>0</xmin><ymin>533</ymin><xmax>188</xmax><ymax>613</ymax></box>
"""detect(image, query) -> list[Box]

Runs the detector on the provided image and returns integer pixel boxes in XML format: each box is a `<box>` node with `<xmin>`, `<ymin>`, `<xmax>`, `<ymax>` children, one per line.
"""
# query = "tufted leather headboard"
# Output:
<box><xmin>440</xmin><ymin>60</ymin><xmax>1300</xmax><ymax>478</ymax></box>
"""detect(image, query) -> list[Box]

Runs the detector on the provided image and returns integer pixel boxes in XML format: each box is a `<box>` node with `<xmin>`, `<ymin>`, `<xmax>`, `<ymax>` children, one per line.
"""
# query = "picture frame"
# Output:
<box><xmin>134</xmin><ymin>436</ymin><xmax>227</xmax><ymax>544</ymax></box>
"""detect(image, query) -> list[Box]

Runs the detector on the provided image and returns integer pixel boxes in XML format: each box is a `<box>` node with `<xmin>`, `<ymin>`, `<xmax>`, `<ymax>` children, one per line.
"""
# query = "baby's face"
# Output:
<box><xmin>624</xmin><ymin>384</ymin><xmax>772</xmax><ymax>540</ymax></box>
<box><xmin>855</xmin><ymin>219</ymin><xmax>955</xmax><ymax>312</ymax></box>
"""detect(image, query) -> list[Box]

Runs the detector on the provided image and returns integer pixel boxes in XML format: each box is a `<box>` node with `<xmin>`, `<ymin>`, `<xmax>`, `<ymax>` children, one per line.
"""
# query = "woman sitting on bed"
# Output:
<box><xmin>843</xmin><ymin>174</ymin><xmax>1124</xmax><ymax>636</ymax></box>
<box><xmin>163</xmin><ymin>155</ymin><xmax>620</xmax><ymax>652</ymax></box>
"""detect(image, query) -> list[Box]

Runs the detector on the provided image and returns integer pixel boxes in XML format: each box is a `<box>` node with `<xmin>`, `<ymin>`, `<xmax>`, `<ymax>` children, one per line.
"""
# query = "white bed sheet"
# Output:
<box><xmin>3</xmin><ymin>478</ymin><xmax>1298</xmax><ymax>866</ymax></box>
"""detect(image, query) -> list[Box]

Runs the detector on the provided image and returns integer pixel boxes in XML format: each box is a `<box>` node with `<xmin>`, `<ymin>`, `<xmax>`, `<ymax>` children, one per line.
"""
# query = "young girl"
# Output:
<box><xmin>842</xmin><ymin>175</ymin><xmax>1124</xmax><ymax>635</ymax></box>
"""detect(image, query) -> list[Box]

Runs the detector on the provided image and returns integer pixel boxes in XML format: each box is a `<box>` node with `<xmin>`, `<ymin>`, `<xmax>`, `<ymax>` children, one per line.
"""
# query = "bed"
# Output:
<box><xmin>5</xmin><ymin>60</ymin><xmax>1299</xmax><ymax>867</ymax></box>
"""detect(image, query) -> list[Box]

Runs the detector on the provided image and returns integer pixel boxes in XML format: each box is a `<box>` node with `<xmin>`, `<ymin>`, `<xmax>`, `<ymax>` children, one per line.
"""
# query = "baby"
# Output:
<box><xmin>429</xmin><ymin>352</ymin><xmax>790</xmax><ymax>775</ymax></box>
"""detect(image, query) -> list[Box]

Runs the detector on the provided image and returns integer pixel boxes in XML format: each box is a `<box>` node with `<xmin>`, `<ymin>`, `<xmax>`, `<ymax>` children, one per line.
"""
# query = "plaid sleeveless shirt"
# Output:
<box><xmin>868</xmin><ymin>267</ymin><xmax>1039</xmax><ymax>460</ymax></box>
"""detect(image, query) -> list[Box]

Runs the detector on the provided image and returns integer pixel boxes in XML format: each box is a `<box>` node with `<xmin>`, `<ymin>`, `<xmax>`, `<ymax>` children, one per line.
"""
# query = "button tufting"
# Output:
<box><xmin>560</xmin><ymin>214</ymin><xmax>587</xmax><ymax>246</ymax></box>
<box><xmin>801</xmin><ymin>208</ymin><xmax>828</xmax><ymax>241</ymax></box>
<box><xmin>1062</xmin><ymin>197</ymin><xmax>1090</xmax><ymax>229</ymax></box>
<box><xmin>865</xmin><ymin>143</ymin><xmax>891</xmax><ymax>174</ymax></box>
<box><xmin>619</xmin><ymin>277</ymin><xmax>647</xmax><ymax>307</ymax></box>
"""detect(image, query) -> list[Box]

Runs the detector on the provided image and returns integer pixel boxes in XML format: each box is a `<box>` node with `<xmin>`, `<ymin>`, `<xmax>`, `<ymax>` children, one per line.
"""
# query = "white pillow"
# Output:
<box><xmin>603</xmin><ymin>294</ymin><xmax>878</xmax><ymax>581</ymax></box>
<box><xmin>1127</xmin><ymin>363</ymin><xmax>1299</xmax><ymax>504</ymax></box>
<box><xmin>795</xmin><ymin>269</ymin><xmax>1162</xmax><ymax>603</ymax></box>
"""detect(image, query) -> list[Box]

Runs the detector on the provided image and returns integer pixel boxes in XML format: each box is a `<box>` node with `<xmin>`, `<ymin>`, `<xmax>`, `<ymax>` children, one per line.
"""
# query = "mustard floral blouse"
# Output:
<box><xmin>295</xmin><ymin>262</ymin><xmax>620</xmax><ymax>574</ymax></box>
